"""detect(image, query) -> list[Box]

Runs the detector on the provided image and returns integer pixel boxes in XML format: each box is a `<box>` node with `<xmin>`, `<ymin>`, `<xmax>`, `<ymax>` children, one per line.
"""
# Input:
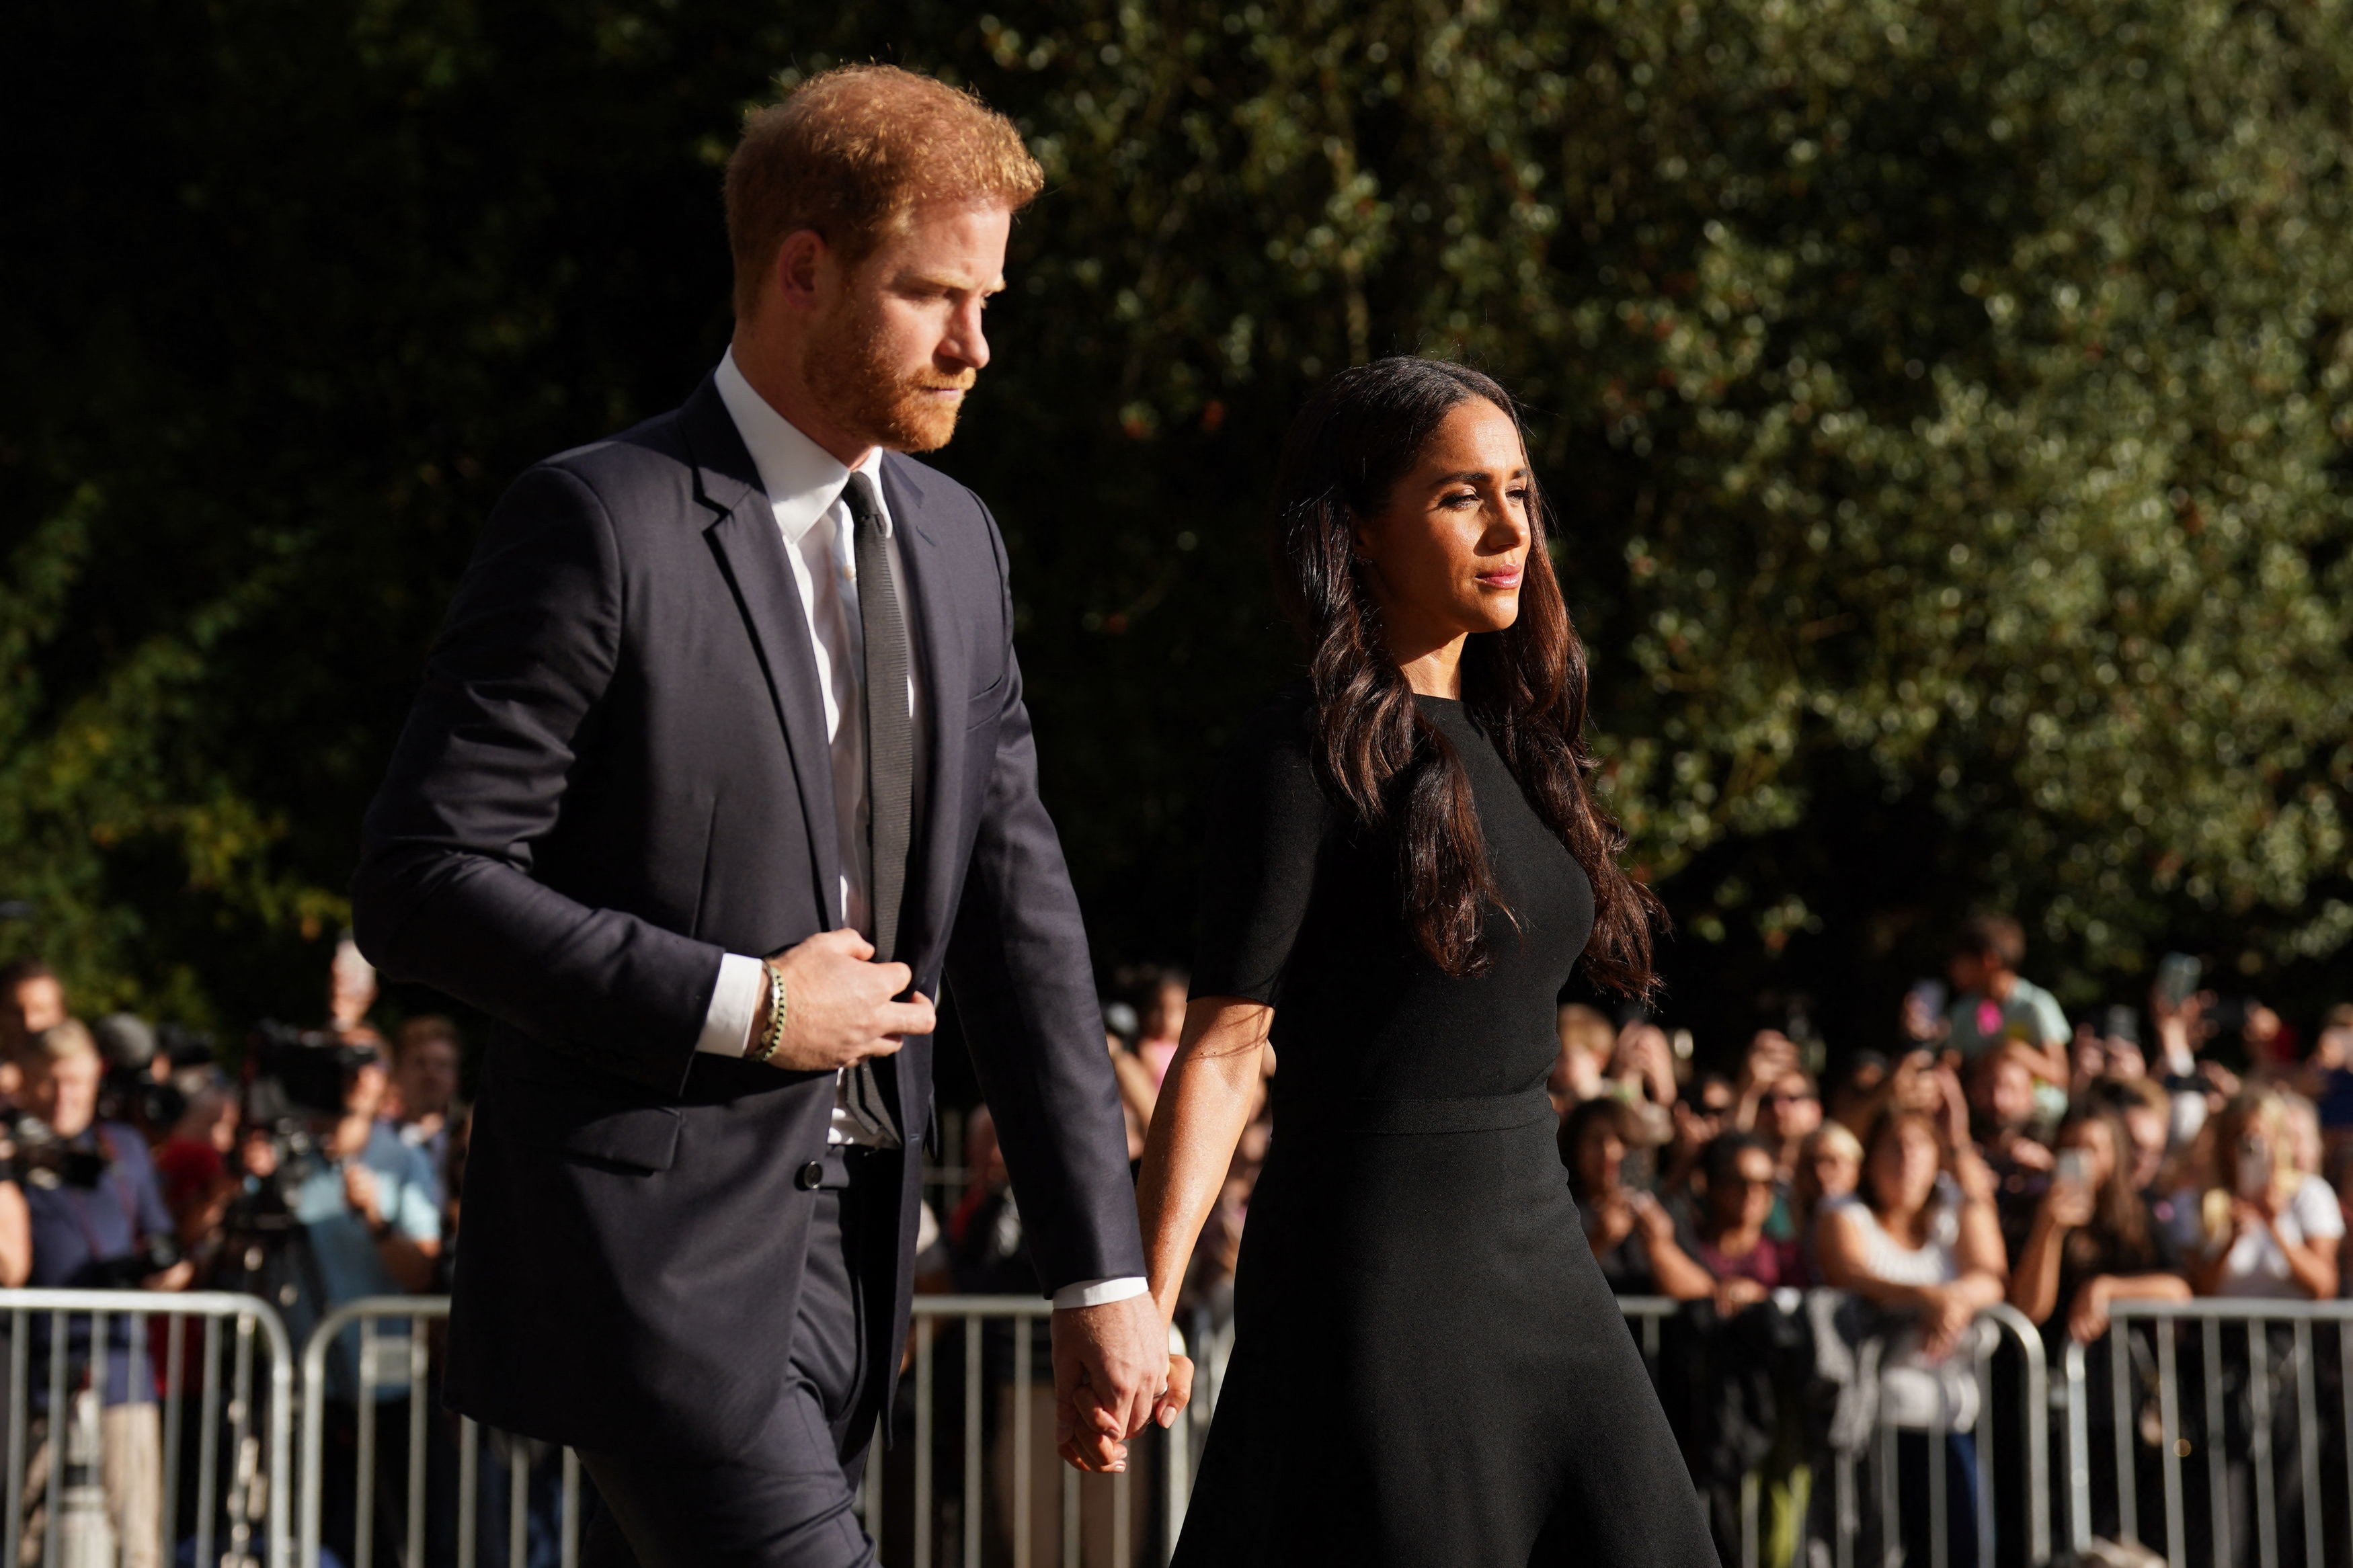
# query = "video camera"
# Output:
<box><xmin>0</xmin><ymin>1110</ymin><xmax>111</xmax><ymax>1190</ymax></box>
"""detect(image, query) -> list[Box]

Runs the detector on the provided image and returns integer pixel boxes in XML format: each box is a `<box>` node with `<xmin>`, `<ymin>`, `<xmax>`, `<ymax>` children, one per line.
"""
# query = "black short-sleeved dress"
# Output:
<box><xmin>1174</xmin><ymin>689</ymin><xmax>1718</xmax><ymax>1567</ymax></box>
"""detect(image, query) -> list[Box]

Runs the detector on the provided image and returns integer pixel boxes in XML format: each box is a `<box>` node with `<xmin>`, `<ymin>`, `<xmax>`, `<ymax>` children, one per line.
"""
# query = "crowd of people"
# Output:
<box><xmin>0</xmin><ymin>948</ymin><xmax>539</xmax><ymax>1568</ymax></box>
<box><xmin>932</xmin><ymin>919</ymin><xmax>2351</xmax><ymax>1565</ymax></box>
<box><xmin>4</xmin><ymin>911</ymin><xmax>2351</xmax><ymax>1565</ymax></box>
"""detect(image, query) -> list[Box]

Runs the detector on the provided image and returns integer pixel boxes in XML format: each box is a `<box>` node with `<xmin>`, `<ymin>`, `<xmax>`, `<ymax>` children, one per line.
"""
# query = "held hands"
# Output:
<box><xmin>1051</xmin><ymin>1294</ymin><xmax>1172</xmax><ymax>1474</ymax></box>
<box><xmin>754</xmin><ymin>930</ymin><xmax>936</xmax><ymax>1071</ymax></box>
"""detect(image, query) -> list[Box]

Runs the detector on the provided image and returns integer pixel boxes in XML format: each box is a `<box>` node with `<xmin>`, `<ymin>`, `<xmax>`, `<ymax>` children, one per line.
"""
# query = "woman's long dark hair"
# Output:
<box><xmin>1271</xmin><ymin>356</ymin><xmax>1663</xmax><ymax>996</ymax></box>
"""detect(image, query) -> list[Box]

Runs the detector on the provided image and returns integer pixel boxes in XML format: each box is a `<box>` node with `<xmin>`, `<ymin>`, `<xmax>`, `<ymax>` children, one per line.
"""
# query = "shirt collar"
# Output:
<box><xmin>713</xmin><ymin>348</ymin><xmax>891</xmax><ymax>544</ymax></box>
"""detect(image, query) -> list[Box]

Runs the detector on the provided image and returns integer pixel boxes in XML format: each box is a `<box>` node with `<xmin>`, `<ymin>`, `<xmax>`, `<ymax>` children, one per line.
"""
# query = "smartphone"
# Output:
<box><xmin>2055</xmin><ymin>1149</ymin><xmax>2089</xmax><ymax>1192</ymax></box>
<box><xmin>2234</xmin><ymin>1139</ymin><xmax>2272</xmax><ymax>1201</ymax></box>
<box><xmin>2157</xmin><ymin>952</ymin><xmax>2202</xmax><ymax>1009</ymax></box>
<box><xmin>1907</xmin><ymin>979</ymin><xmax>1948</xmax><ymax>1019</ymax></box>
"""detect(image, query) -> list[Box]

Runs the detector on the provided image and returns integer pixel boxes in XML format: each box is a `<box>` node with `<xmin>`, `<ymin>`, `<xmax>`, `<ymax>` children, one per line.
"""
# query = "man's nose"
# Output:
<box><xmin>943</xmin><ymin>300</ymin><xmax>990</xmax><ymax>372</ymax></box>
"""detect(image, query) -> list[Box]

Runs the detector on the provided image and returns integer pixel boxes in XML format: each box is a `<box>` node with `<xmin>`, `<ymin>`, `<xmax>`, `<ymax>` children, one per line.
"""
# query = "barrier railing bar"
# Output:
<box><xmin>196</xmin><ymin>1313</ymin><xmax>220</xmax><ymax>1568</ymax></box>
<box><xmin>507</xmin><ymin>1435</ymin><xmax>526</xmax><ymax>1568</ymax></box>
<box><xmin>406</xmin><ymin>1329</ymin><xmax>427</xmax><ymax>1568</ymax></box>
<box><xmin>913</xmin><ymin>1303</ymin><xmax>932</xmax><ymax>1568</ymax></box>
<box><xmin>2157</xmin><ymin>1319</ymin><xmax>2185</xmax><ymax>1568</ymax></box>
<box><xmin>2247</xmin><ymin>1325</ymin><xmax>2276</xmax><ymax>1568</ymax></box>
<box><xmin>2202</xmin><ymin>1315</ymin><xmax>2229</xmax><ymax>1568</ymax></box>
<box><xmin>562</xmin><ymin>1442</ymin><xmax>582</xmax><ymax>1568</ymax></box>
<box><xmin>456</xmin><ymin>1417</ymin><xmax>478</xmax><ymax>1568</ymax></box>
<box><xmin>963</xmin><ymin>1316</ymin><xmax>980</xmax><ymax>1568</ymax></box>
<box><xmin>356</xmin><ymin>1317</ymin><xmax>376</xmax><ymax>1568</ymax></box>
<box><xmin>4</xmin><ymin>1309</ymin><xmax>23</xmax><ymax>1562</ymax></box>
<box><xmin>2292</xmin><ymin>1319</ymin><xmax>2320</xmax><ymax>1568</ymax></box>
<box><xmin>1060</xmin><ymin>1456</ymin><xmax>1077</xmax><ymax>1568</ymax></box>
<box><xmin>1014</xmin><ymin>1317</ymin><xmax>1033</xmax><ymax>1567</ymax></box>
<box><xmin>159</xmin><ymin>1309</ymin><xmax>181</xmax><ymax>1568</ymax></box>
<box><xmin>44</xmin><ymin>1308</ymin><xmax>64</xmax><ymax>1568</ymax></box>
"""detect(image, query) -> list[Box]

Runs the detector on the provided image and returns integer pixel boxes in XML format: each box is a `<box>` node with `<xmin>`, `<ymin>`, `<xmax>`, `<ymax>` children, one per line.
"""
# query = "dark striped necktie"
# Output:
<box><xmin>842</xmin><ymin>470</ymin><xmax>908</xmax><ymax>1143</ymax></box>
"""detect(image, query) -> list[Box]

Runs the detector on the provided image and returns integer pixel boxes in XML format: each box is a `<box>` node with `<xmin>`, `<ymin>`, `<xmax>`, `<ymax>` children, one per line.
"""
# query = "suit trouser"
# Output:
<box><xmin>580</xmin><ymin>1147</ymin><xmax>898</xmax><ymax>1568</ymax></box>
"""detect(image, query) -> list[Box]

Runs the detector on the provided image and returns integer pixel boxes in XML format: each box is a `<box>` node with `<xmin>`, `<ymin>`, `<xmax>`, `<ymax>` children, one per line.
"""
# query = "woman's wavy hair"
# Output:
<box><xmin>1271</xmin><ymin>356</ymin><xmax>1663</xmax><ymax>996</ymax></box>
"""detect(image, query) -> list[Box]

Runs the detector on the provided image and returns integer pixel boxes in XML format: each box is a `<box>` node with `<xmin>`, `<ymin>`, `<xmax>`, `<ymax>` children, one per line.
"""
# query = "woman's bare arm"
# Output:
<box><xmin>1135</xmin><ymin>997</ymin><xmax>1274</xmax><ymax>1324</ymax></box>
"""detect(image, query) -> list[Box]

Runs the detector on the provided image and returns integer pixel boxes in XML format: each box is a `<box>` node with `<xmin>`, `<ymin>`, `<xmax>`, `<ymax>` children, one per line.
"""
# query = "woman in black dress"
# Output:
<box><xmin>1132</xmin><ymin>358</ymin><xmax>1718</xmax><ymax>1565</ymax></box>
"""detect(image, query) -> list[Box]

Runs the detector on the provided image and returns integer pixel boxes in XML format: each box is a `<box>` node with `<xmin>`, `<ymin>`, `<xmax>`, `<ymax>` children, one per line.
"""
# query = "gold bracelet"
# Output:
<box><xmin>748</xmin><ymin>962</ymin><xmax>788</xmax><ymax>1065</ymax></box>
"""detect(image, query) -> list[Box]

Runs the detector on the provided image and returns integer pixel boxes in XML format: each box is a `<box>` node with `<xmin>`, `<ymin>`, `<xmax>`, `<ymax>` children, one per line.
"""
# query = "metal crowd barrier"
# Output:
<box><xmin>867</xmin><ymin>1296</ymin><xmax>1184</xmax><ymax>1568</ymax></box>
<box><xmin>0</xmin><ymin>1288</ymin><xmax>294</xmax><ymax>1568</ymax></box>
<box><xmin>2059</xmin><ymin>1296</ymin><xmax>2353</xmax><ymax>1568</ymax></box>
<box><xmin>61</xmin><ymin>1283</ymin><xmax>2353</xmax><ymax>1568</ymax></box>
<box><xmin>297</xmin><ymin>1296</ymin><xmax>580</xmax><ymax>1568</ymax></box>
<box><xmin>294</xmin><ymin>1295</ymin><xmax>1188</xmax><ymax>1568</ymax></box>
<box><xmin>1616</xmin><ymin>1293</ymin><xmax>2050</xmax><ymax>1568</ymax></box>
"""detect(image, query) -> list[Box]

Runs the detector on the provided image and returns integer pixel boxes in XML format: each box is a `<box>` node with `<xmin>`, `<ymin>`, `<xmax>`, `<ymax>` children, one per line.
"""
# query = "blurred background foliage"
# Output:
<box><xmin>3</xmin><ymin>0</ymin><xmax>2350</xmax><ymax>1055</ymax></box>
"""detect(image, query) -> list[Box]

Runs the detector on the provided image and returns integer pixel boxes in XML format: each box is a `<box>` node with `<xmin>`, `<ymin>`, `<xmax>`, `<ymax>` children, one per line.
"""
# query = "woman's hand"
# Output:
<box><xmin>1628</xmin><ymin>1189</ymin><xmax>1676</xmax><ymax>1247</ymax></box>
<box><xmin>1148</xmin><ymin>1352</ymin><xmax>1195</xmax><ymax>1430</ymax></box>
<box><xmin>2040</xmin><ymin>1175</ymin><xmax>2093</xmax><ymax>1231</ymax></box>
<box><xmin>1919</xmin><ymin>1284</ymin><xmax>1976</xmax><ymax>1360</ymax></box>
<box><xmin>1715</xmin><ymin>1277</ymin><xmax>1768</xmax><ymax>1317</ymax></box>
<box><xmin>2067</xmin><ymin>1276</ymin><xmax>2114</xmax><ymax>1344</ymax></box>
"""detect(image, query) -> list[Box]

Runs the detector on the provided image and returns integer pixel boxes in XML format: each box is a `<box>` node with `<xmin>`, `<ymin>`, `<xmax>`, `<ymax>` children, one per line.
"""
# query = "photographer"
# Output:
<box><xmin>247</xmin><ymin>1037</ymin><xmax>440</xmax><ymax>1567</ymax></box>
<box><xmin>10</xmin><ymin>1020</ymin><xmax>186</xmax><ymax>1568</ymax></box>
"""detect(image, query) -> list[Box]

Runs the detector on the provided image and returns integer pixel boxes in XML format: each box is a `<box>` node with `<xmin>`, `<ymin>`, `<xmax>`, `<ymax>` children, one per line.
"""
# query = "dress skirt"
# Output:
<box><xmin>1172</xmin><ymin>1087</ymin><xmax>1720</xmax><ymax>1567</ymax></box>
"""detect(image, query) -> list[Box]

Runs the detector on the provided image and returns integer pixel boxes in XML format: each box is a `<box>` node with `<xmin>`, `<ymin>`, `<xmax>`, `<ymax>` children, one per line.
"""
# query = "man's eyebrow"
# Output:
<box><xmin>900</xmin><ymin>270</ymin><xmax>1007</xmax><ymax>294</ymax></box>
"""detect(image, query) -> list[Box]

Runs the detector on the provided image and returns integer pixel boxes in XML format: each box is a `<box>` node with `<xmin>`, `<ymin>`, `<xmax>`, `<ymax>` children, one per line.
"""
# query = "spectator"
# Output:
<box><xmin>0</xmin><ymin>959</ymin><xmax>67</xmax><ymax>1055</ymax></box>
<box><xmin>1130</xmin><ymin>966</ymin><xmax>1189</xmax><ymax>1089</ymax></box>
<box><xmin>11</xmin><ymin>1020</ymin><xmax>188</xmax><ymax>1568</ymax></box>
<box><xmin>271</xmin><ymin>1044</ymin><xmax>441</xmax><ymax>1567</ymax></box>
<box><xmin>1561</xmin><ymin>1098</ymin><xmax>1711</xmax><ymax>1299</ymax></box>
<box><xmin>2300</xmin><ymin>1003</ymin><xmax>2353</xmax><ymax>1157</ymax></box>
<box><xmin>1730</xmin><ymin>1030</ymin><xmax>1799</xmax><ymax>1130</ymax></box>
<box><xmin>1751</xmin><ymin>1069</ymin><xmax>1821</xmax><ymax>1240</ymax></box>
<box><xmin>1825</xmin><ymin>1050</ymin><xmax>1889</xmax><ymax>1133</ymax></box>
<box><xmin>1681</xmin><ymin>1134</ymin><xmax>1804</xmax><ymax>1313</ymax></box>
<box><xmin>1943</xmin><ymin>913</ymin><xmax>2069</xmax><ymax>1083</ymax></box>
<box><xmin>2173</xmin><ymin>1089</ymin><xmax>2342</xmax><ymax>1301</ymax></box>
<box><xmin>386</xmin><ymin>1016</ymin><xmax>463</xmax><ymax>1206</ymax></box>
<box><xmin>1790</xmin><ymin>1122</ymin><xmax>1862</xmax><ymax>1277</ymax></box>
<box><xmin>2009</xmin><ymin>1108</ymin><xmax>2187</xmax><ymax>1344</ymax></box>
<box><xmin>1814</xmin><ymin>1107</ymin><xmax>2007</xmax><ymax>1567</ymax></box>
<box><xmin>2087</xmin><ymin>1075</ymin><xmax>2178</xmax><ymax>1201</ymax></box>
<box><xmin>0</xmin><ymin>958</ymin><xmax>67</xmax><ymax>1104</ymax></box>
<box><xmin>2167</xmin><ymin>1088</ymin><xmax>2338</xmax><ymax>1568</ymax></box>
<box><xmin>1968</xmin><ymin>1041</ymin><xmax>2057</xmax><ymax>1251</ymax></box>
<box><xmin>1550</xmin><ymin>1003</ymin><xmax>1616</xmax><ymax>1114</ymax></box>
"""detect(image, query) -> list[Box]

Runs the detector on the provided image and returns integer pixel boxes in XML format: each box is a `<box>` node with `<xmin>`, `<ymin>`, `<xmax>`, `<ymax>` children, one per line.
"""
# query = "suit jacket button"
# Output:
<box><xmin>797</xmin><ymin>1161</ymin><xmax>826</xmax><ymax>1191</ymax></box>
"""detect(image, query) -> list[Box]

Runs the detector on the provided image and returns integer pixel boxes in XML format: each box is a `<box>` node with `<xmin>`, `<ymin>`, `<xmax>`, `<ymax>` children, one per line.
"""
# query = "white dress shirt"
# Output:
<box><xmin>701</xmin><ymin>352</ymin><xmax>1145</xmax><ymax>1310</ymax></box>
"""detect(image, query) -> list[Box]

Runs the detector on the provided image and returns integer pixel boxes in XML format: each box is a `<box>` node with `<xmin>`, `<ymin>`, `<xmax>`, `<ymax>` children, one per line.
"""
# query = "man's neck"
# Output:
<box><xmin>730</xmin><ymin>332</ymin><xmax>876</xmax><ymax>470</ymax></box>
<box><xmin>1984</xmin><ymin>971</ymin><xmax>2019</xmax><ymax>1003</ymax></box>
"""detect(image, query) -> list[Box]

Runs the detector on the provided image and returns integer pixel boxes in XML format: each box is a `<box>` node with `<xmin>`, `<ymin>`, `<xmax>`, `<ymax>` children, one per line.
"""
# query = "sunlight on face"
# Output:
<box><xmin>1353</xmin><ymin>400</ymin><xmax>1534</xmax><ymax>646</ymax></box>
<box><xmin>806</xmin><ymin>202</ymin><xmax>1010</xmax><ymax>453</ymax></box>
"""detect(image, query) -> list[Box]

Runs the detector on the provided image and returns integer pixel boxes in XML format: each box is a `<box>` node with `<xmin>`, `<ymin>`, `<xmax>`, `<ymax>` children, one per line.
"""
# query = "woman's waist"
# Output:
<box><xmin>1267</xmin><ymin>1081</ymin><xmax>1554</xmax><ymax>1138</ymax></box>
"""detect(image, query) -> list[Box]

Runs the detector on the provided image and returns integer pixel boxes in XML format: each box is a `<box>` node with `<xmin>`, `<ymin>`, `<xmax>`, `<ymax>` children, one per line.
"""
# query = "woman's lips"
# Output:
<box><xmin>1476</xmin><ymin>565</ymin><xmax>1523</xmax><ymax>588</ymax></box>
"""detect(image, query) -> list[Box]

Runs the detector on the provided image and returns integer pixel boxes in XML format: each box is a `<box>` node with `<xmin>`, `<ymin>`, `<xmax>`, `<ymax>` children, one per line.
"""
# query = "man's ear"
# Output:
<box><xmin>772</xmin><ymin>229</ymin><xmax>831</xmax><ymax>314</ymax></box>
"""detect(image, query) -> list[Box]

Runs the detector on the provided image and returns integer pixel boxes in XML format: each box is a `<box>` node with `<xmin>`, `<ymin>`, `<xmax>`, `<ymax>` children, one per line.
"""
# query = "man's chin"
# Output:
<box><xmin>877</xmin><ymin>401</ymin><xmax>963</xmax><ymax>454</ymax></box>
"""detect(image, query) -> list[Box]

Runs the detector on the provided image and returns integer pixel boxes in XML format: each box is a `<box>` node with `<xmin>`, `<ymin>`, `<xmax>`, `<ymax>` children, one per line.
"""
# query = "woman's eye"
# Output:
<box><xmin>1442</xmin><ymin>491</ymin><xmax>1480</xmax><ymax>509</ymax></box>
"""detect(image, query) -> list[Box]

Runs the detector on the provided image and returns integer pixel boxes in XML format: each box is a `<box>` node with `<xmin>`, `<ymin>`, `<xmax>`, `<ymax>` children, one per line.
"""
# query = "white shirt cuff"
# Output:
<box><xmin>1051</xmin><ymin>1276</ymin><xmax>1150</xmax><ymax>1311</ymax></box>
<box><xmin>699</xmin><ymin>953</ymin><xmax>767</xmax><ymax>1057</ymax></box>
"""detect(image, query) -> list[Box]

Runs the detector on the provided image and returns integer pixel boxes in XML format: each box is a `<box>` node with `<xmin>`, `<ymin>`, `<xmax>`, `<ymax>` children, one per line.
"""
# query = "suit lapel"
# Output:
<box><xmin>881</xmin><ymin>452</ymin><xmax>971</xmax><ymax>975</ymax></box>
<box><xmin>680</xmin><ymin>376</ymin><xmax>844</xmax><ymax>930</ymax></box>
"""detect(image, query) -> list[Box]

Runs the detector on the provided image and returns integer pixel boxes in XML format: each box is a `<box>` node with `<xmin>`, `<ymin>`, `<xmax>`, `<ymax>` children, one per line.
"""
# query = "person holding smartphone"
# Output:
<box><xmin>2009</xmin><ymin>1108</ymin><xmax>2187</xmax><ymax>1344</ymax></box>
<box><xmin>2173</xmin><ymin>1089</ymin><xmax>2342</xmax><ymax>1300</ymax></box>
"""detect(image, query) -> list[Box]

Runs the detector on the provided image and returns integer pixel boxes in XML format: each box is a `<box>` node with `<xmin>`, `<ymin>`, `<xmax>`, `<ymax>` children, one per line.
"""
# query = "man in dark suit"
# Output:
<box><xmin>351</xmin><ymin>65</ymin><xmax>1166</xmax><ymax>1566</ymax></box>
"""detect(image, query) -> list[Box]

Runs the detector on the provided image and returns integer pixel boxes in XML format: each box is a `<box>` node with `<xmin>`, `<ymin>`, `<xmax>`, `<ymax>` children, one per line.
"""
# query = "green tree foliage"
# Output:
<box><xmin>4</xmin><ymin>0</ymin><xmax>2348</xmax><ymax>1048</ymax></box>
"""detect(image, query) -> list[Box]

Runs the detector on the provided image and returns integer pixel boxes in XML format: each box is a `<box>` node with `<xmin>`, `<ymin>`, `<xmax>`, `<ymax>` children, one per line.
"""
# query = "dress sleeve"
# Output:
<box><xmin>1190</xmin><ymin>697</ymin><xmax>1328</xmax><ymax>1005</ymax></box>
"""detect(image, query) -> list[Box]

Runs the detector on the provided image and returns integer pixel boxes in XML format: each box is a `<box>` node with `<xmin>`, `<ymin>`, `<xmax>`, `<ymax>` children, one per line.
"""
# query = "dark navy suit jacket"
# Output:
<box><xmin>352</xmin><ymin>374</ymin><xmax>1144</xmax><ymax>1458</ymax></box>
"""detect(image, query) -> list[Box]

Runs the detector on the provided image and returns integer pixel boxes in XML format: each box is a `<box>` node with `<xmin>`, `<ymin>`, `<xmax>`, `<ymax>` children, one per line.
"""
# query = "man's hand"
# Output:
<box><xmin>343</xmin><ymin>1163</ymin><xmax>383</xmax><ymax>1228</ymax></box>
<box><xmin>1049</xmin><ymin>1294</ymin><xmax>1168</xmax><ymax>1474</ymax></box>
<box><xmin>755</xmin><ymin>930</ymin><xmax>936</xmax><ymax>1071</ymax></box>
